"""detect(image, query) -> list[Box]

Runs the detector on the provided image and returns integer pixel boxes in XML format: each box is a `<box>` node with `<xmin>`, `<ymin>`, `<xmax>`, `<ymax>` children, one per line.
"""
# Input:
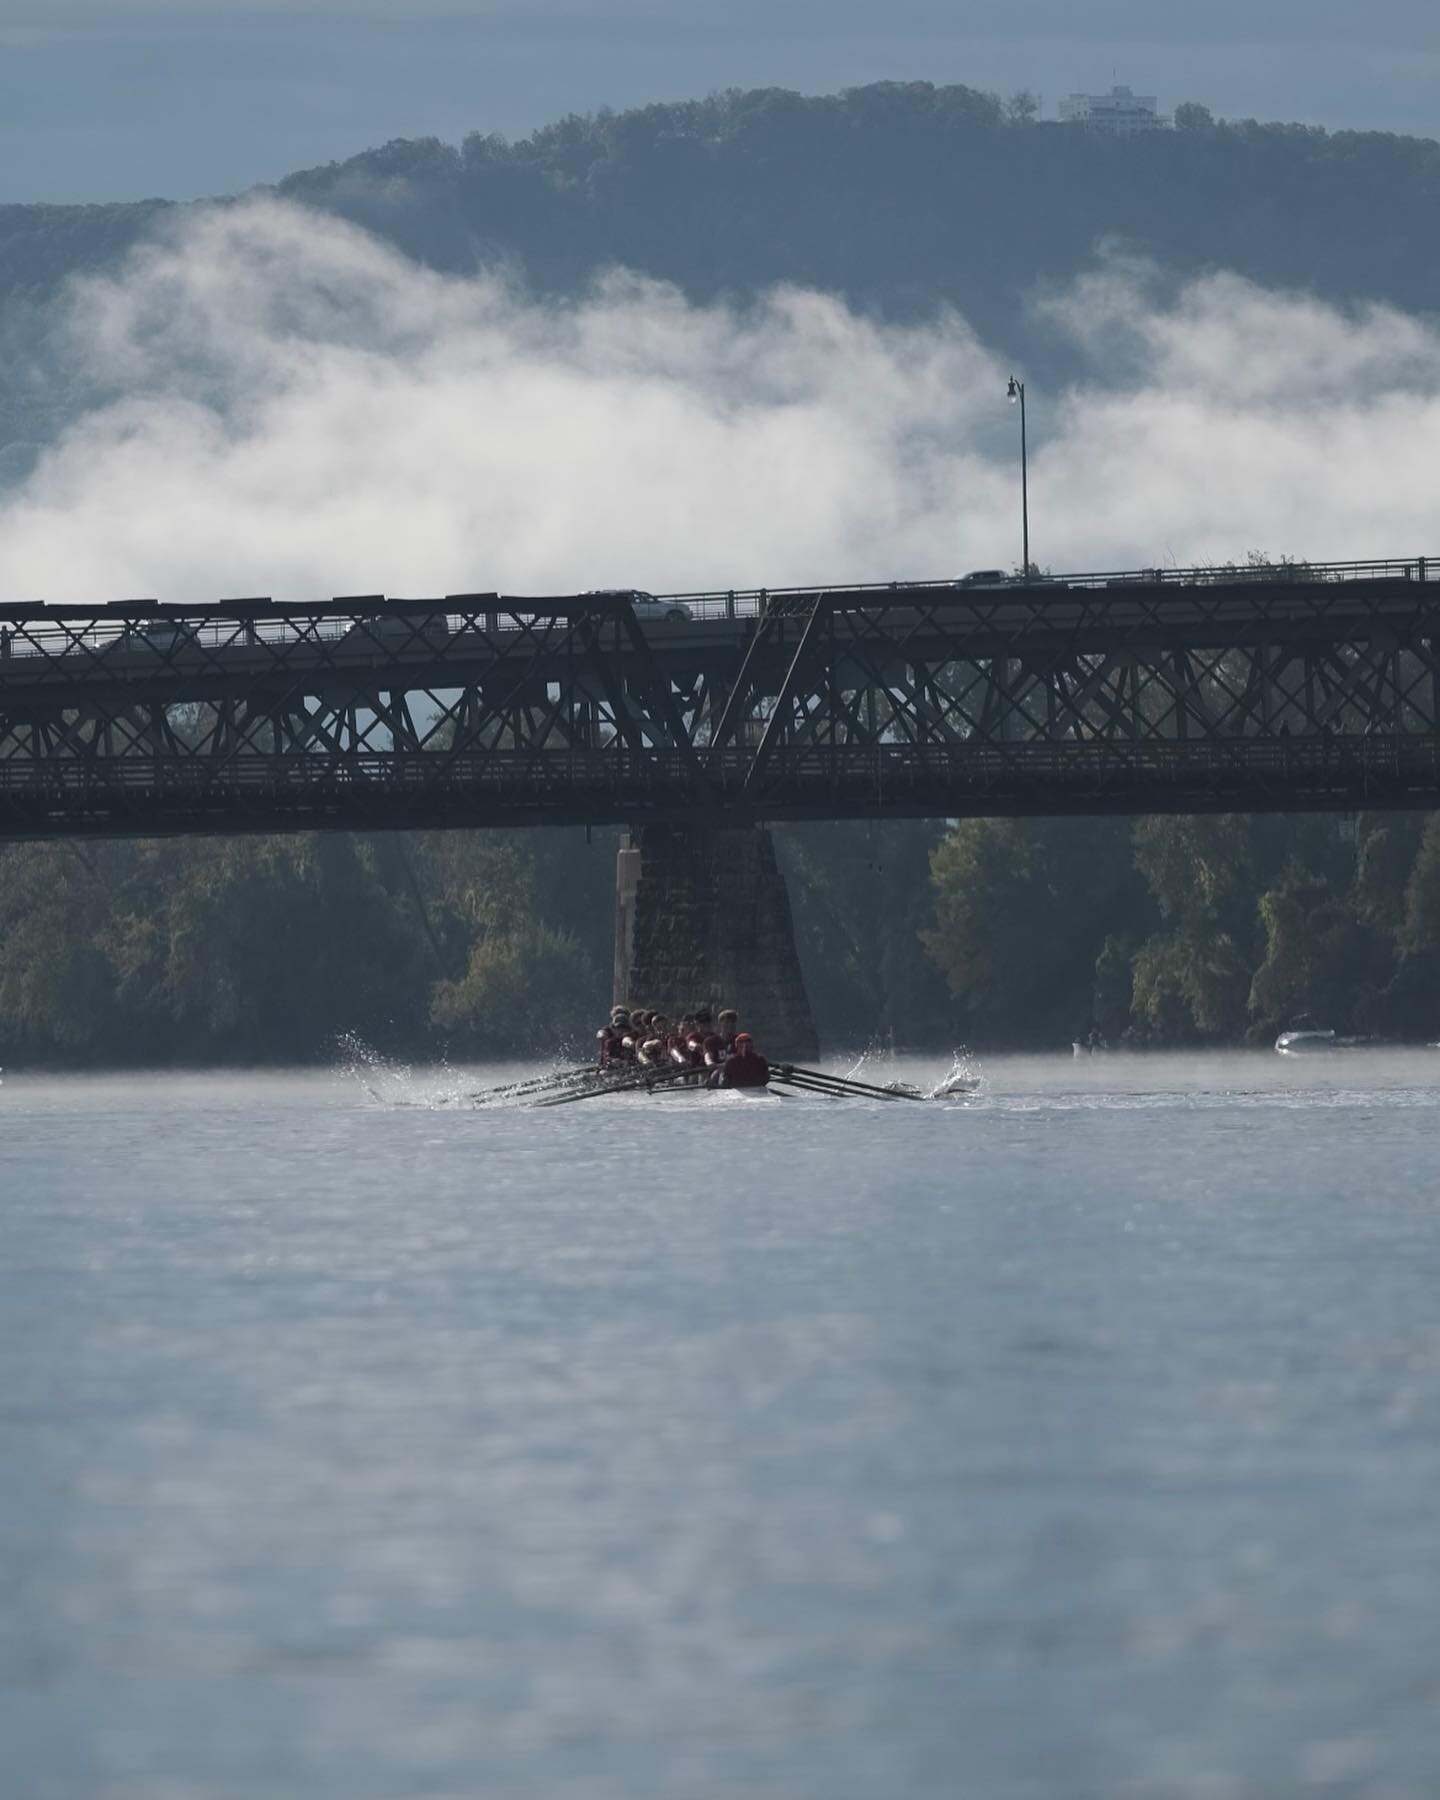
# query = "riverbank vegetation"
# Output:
<box><xmin>2</xmin><ymin>812</ymin><xmax>1437</xmax><ymax>1066</ymax></box>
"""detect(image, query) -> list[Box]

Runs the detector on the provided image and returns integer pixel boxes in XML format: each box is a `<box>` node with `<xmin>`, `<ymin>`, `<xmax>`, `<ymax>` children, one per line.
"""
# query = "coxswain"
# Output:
<box><xmin>710</xmin><ymin>1031</ymin><xmax>769</xmax><ymax>1089</ymax></box>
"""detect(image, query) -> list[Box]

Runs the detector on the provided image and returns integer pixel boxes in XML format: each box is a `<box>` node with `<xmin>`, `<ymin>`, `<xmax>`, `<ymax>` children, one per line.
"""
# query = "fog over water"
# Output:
<box><xmin>5</xmin><ymin>1051</ymin><xmax>1440</xmax><ymax>1797</ymax></box>
<box><xmin>4</xmin><ymin>198</ymin><xmax>1440</xmax><ymax>600</ymax></box>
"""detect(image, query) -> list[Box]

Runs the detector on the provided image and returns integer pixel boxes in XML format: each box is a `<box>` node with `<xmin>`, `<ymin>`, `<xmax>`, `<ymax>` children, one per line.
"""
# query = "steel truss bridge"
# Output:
<box><xmin>2</xmin><ymin>556</ymin><xmax>1439</xmax><ymax>839</ymax></box>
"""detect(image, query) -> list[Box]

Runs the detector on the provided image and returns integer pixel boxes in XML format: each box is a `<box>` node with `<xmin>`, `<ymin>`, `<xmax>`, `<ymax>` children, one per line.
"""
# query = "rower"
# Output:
<box><xmin>717</xmin><ymin>1008</ymin><xmax>740</xmax><ymax>1052</ymax></box>
<box><xmin>710</xmin><ymin>1032</ymin><xmax>769</xmax><ymax>1089</ymax></box>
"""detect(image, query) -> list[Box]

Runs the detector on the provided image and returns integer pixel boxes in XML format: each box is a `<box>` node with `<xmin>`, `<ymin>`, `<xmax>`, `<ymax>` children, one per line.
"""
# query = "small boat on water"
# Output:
<box><xmin>464</xmin><ymin>1052</ymin><xmax>981</xmax><ymax>1111</ymax></box>
<box><xmin>1274</xmin><ymin>1028</ymin><xmax>1375</xmax><ymax>1054</ymax></box>
<box><xmin>1275</xmin><ymin>1028</ymin><xmax>1338</xmax><ymax>1054</ymax></box>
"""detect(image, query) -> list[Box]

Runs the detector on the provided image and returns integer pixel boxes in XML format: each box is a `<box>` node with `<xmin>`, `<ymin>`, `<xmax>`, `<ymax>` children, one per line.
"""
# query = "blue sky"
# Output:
<box><xmin>3</xmin><ymin>0</ymin><xmax>1437</xmax><ymax>203</ymax></box>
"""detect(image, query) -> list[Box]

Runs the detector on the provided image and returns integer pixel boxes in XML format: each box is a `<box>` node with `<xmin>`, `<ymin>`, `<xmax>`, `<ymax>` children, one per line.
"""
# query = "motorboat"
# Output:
<box><xmin>1274</xmin><ymin>1028</ymin><xmax>1375</xmax><ymax>1054</ymax></box>
<box><xmin>1274</xmin><ymin>1029</ymin><xmax>1338</xmax><ymax>1054</ymax></box>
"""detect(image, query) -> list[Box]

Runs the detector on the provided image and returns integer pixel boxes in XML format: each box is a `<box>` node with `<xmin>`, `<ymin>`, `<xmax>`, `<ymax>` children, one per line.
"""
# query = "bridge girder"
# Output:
<box><xmin>1</xmin><ymin>564</ymin><xmax>1439</xmax><ymax>839</ymax></box>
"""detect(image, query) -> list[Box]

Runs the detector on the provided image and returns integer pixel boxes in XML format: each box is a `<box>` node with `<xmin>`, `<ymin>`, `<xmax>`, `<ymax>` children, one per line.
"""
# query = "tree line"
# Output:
<box><xmin>2</xmin><ymin>809</ymin><xmax>1437</xmax><ymax>1067</ymax></box>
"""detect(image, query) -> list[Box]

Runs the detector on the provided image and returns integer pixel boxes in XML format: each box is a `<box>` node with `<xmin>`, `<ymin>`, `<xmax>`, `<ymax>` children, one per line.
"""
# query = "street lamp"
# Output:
<box><xmin>1007</xmin><ymin>375</ymin><xmax>1029</xmax><ymax>579</ymax></box>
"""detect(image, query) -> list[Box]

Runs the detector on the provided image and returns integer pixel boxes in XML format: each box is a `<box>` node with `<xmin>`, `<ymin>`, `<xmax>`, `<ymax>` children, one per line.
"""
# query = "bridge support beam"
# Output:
<box><xmin>613</xmin><ymin>823</ymin><xmax>819</xmax><ymax>1061</ymax></box>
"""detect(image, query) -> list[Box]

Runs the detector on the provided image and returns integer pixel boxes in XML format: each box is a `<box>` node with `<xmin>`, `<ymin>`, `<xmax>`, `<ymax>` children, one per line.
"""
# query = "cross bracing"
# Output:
<box><xmin>1</xmin><ymin>559</ymin><xmax>1438</xmax><ymax>840</ymax></box>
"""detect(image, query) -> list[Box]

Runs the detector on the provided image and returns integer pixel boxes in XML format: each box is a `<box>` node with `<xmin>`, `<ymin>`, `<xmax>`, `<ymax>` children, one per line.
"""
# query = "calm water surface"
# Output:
<box><xmin>3</xmin><ymin>1052</ymin><xmax>1439</xmax><ymax>1799</ymax></box>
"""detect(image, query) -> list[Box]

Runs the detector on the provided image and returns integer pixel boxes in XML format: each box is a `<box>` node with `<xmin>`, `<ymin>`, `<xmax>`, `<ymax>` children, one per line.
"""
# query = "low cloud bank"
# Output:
<box><xmin>2</xmin><ymin>198</ymin><xmax>1437</xmax><ymax>602</ymax></box>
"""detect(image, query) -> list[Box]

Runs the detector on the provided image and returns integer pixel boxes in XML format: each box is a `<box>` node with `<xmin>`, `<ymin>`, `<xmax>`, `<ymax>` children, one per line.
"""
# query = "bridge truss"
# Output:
<box><xmin>1</xmin><ymin>558</ymin><xmax>1439</xmax><ymax>839</ymax></box>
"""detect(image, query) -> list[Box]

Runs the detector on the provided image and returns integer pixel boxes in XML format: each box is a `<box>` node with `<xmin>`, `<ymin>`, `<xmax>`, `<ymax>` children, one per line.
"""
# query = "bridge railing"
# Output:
<box><xmin>660</xmin><ymin>554</ymin><xmax>1440</xmax><ymax>617</ymax></box>
<box><xmin>1</xmin><ymin>555</ymin><xmax>1437</xmax><ymax>654</ymax></box>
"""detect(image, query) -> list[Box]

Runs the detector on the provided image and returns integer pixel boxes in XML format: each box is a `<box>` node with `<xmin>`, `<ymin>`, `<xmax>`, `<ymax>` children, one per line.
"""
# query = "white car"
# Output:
<box><xmin>583</xmin><ymin>588</ymin><xmax>693</xmax><ymax>623</ymax></box>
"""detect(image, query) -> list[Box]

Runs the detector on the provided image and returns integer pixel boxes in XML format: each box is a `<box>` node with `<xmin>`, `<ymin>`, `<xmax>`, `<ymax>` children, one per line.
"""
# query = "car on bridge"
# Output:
<box><xmin>582</xmin><ymin>589</ymin><xmax>693</xmax><ymax>624</ymax></box>
<box><xmin>103</xmin><ymin>617</ymin><xmax>202</xmax><ymax>658</ymax></box>
<box><xmin>335</xmin><ymin>610</ymin><xmax>453</xmax><ymax>654</ymax></box>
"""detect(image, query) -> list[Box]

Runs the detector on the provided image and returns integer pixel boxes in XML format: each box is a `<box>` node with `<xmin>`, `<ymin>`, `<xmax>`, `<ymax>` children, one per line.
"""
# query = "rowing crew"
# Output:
<box><xmin>597</xmin><ymin>1005</ymin><xmax>771</xmax><ymax>1090</ymax></box>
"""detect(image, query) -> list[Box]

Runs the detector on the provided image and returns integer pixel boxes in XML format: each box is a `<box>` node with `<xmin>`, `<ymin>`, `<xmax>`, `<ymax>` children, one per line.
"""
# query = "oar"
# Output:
<box><xmin>468</xmin><ymin>1058</ymin><xmax>594</xmax><ymax>1101</ymax></box>
<box><xmin>534</xmin><ymin>1062</ymin><xmax>696</xmax><ymax>1107</ymax></box>
<box><xmin>769</xmin><ymin>1073</ymin><xmax>842</xmax><ymax>1100</ymax></box>
<box><xmin>772</xmin><ymin>1069</ymin><xmax>874</xmax><ymax>1100</ymax></box>
<box><xmin>776</xmin><ymin>1063</ymin><xmax>926</xmax><ymax>1102</ymax></box>
<box><xmin>467</xmin><ymin>1062</ymin><xmax>597</xmax><ymax>1105</ymax></box>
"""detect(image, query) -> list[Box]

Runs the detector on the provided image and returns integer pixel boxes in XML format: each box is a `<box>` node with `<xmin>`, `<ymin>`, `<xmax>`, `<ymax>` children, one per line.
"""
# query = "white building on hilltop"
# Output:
<box><xmin>1058</xmin><ymin>85</ymin><xmax>1171</xmax><ymax>133</ymax></box>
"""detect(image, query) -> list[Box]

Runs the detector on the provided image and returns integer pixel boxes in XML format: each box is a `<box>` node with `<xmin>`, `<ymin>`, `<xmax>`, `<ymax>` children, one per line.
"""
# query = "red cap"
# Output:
<box><xmin>734</xmin><ymin>1032</ymin><xmax>754</xmax><ymax>1047</ymax></box>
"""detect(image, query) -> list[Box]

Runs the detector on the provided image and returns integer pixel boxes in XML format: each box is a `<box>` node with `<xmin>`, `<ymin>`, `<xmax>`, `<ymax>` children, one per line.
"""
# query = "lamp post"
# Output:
<box><xmin>1007</xmin><ymin>375</ymin><xmax>1029</xmax><ymax>579</ymax></box>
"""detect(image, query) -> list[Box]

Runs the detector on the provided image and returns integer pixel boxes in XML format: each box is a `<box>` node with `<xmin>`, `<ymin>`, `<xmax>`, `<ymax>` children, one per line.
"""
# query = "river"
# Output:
<box><xmin>4</xmin><ymin>1051</ymin><xmax>1439</xmax><ymax>1798</ymax></box>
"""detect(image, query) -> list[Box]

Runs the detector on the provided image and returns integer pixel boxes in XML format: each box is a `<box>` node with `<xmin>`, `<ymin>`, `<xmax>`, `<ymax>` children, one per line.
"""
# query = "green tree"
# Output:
<box><xmin>1400</xmin><ymin>816</ymin><xmax>1440</xmax><ymax>956</ymax></box>
<box><xmin>1128</xmin><ymin>815</ymin><xmax>1255</xmax><ymax>1041</ymax></box>
<box><xmin>1246</xmin><ymin>872</ymin><xmax>1383</xmax><ymax>1035</ymax></box>
<box><xmin>414</xmin><ymin>830</ymin><xmax>604</xmax><ymax>1052</ymax></box>
<box><xmin>778</xmin><ymin>818</ymin><xmax>954</xmax><ymax>1046</ymax></box>
<box><xmin>923</xmin><ymin>817</ymin><xmax>1144</xmax><ymax>1047</ymax></box>
<box><xmin>0</xmin><ymin>844</ymin><xmax>117</xmax><ymax>1058</ymax></box>
<box><xmin>1131</xmin><ymin>928</ymin><xmax>1251</xmax><ymax>1041</ymax></box>
<box><xmin>1352</xmin><ymin>814</ymin><xmax>1425</xmax><ymax>935</ymax></box>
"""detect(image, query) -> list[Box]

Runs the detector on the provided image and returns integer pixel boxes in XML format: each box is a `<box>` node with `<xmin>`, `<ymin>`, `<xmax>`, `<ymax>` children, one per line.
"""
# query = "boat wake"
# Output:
<box><xmin>840</xmin><ymin>1044</ymin><xmax>985</xmax><ymax>1102</ymax></box>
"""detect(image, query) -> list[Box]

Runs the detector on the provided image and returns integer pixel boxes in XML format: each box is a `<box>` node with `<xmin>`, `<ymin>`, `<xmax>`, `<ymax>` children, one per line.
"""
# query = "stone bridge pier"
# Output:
<box><xmin>613</xmin><ymin>824</ymin><xmax>819</xmax><ymax>1062</ymax></box>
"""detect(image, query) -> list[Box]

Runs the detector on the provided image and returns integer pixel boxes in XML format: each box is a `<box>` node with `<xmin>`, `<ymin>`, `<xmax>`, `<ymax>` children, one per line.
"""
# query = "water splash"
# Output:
<box><xmin>926</xmin><ymin>1048</ymin><xmax>985</xmax><ymax>1102</ymax></box>
<box><xmin>334</xmin><ymin>1032</ymin><xmax>472</xmax><ymax>1109</ymax></box>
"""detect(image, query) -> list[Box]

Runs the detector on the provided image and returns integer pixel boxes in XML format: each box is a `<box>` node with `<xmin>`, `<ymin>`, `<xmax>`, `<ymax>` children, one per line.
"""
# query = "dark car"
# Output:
<box><xmin>105</xmin><ymin>617</ymin><xmax>201</xmax><ymax>657</ymax></box>
<box><xmin>336</xmin><ymin>611</ymin><xmax>451</xmax><ymax>653</ymax></box>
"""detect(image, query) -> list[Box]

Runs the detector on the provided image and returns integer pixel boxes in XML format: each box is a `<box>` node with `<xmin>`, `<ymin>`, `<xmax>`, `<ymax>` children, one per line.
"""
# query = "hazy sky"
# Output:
<box><xmin>3</xmin><ymin>0</ymin><xmax>1437</xmax><ymax>204</ymax></box>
